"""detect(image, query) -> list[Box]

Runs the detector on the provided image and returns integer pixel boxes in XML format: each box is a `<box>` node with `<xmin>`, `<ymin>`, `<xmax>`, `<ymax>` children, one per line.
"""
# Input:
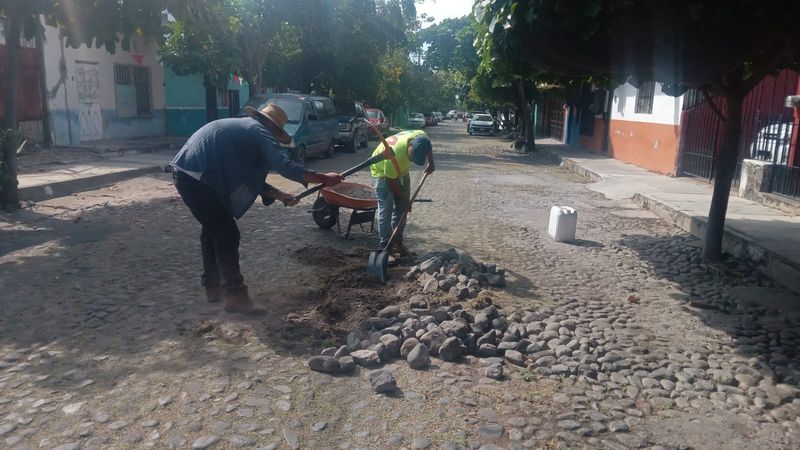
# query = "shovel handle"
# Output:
<box><xmin>363</xmin><ymin>120</ymin><xmax>402</xmax><ymax>180</ymax></box>
<box><xmin>382</xmin><ymin>170</ymin><xmax>431</xmax><ymax>251</ymax></box>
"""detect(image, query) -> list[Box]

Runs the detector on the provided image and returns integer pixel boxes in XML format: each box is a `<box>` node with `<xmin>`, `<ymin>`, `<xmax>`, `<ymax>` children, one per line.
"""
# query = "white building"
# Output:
<box><xmin>40</xmin><ymin>26</ymin><xmax>166</xmax><ymax>145</ymax></box>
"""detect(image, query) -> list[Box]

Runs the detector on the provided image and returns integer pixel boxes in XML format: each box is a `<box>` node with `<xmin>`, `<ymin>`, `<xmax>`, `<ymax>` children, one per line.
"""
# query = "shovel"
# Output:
<box><xmin>367</xmin><ymin>170</ymin><xmax>431</xmax><ymax>283</ymax></box>
<box><xmin>286</xmin><ymin>129</ymin><xmax>401</xmax><ymax>205</ymax></box>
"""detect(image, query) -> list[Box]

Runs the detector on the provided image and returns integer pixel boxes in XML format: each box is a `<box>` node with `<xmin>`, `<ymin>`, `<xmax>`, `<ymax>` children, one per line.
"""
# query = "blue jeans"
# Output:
<box><xmin>373</xmin><ymin>174</ymin><xmax>411</xmax><ymax>248</ymax></box>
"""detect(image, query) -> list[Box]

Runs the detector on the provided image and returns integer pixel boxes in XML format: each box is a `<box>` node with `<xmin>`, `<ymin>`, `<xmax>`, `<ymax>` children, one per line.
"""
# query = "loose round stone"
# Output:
<box><xmin>191</xmin><ymin>435</ymin><xmax>220</xmax><ymax>449</ymax></box>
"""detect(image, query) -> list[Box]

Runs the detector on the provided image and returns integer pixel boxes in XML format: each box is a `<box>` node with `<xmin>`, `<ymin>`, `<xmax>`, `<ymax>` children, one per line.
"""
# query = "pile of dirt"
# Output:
<box><xmin>176</xmin><ymin>245</ymin><xmax>419</xmax><ymax>353</ymax></box>
<box><xmin>272</xmin><ymin>246</ymin><xmax>420</xmax><ymax>350</ymax></box>
<box><xmin>291</xmin><ymin>245</ymin><xmax>418</xmax><ymax>334</ymax></box>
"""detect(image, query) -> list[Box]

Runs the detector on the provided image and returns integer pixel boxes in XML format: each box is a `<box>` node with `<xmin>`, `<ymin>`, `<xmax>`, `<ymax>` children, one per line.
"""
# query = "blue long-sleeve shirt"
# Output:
<box><xmin>170</xmin><ymin>117</ymin><xmax>310</xmax><ymax>219</ymax></box>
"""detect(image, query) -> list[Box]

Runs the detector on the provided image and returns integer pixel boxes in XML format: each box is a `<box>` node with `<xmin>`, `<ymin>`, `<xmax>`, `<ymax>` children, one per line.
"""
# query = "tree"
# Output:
<box><xmin>160</xmin><ymin>0</ymin><xmax>242</xmax><ymax>90</ymax></box>
<box><xmin>1</xmin><ymin>0</ymin><xmax>166</xmax><ymax>208</ymax></box>
<box><xmin>477</xmin><ymin>0</ymin><xmax>800</xmax><ymax>261</ymax></box>
<box><xmin>474</xmin><ymin>18</ymin><xmax>539</xmax><ymax>151</ymax></box>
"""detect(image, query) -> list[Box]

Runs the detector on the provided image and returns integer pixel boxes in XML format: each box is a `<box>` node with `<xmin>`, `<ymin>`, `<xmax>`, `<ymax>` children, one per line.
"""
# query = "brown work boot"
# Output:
<box><xmin>205</xmin><ymin>286</ymin><xmax>223</xmax><ymax>303</ymax></box>
<box><xmin>391</xmin><ymin>240</ymin><xmax>410</xmax><ymax>257</ymax></box>
<box><xmin>223</xmin><ymin>286</ymin><xmax>267</xmax><ymax>316</ymax></box>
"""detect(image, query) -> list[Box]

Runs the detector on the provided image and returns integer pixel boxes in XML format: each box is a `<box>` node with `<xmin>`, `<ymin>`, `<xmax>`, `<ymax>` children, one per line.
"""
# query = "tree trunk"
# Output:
<box><xmin>703</xmin><ymin>89</ymin><xmax>745</xmax><ymax>261</ymax></box>
<box><xmin>1</xmin><ymin>8</ymin><xmax>22</xmax><ymax>209</ymax></box>
<box><xmin>516</xmin><ymin>79</ymin><xmax>536</xmax><ymax>152</ymax></box>
<box><xmin>34</xmin><ymin>18</ymin><xmax>53</xmax><ymax>147</ymax></box>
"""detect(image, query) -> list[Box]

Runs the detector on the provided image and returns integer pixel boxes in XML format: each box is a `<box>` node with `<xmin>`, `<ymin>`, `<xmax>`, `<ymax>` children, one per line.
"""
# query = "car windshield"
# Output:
<box><xmin>265</xmin><ymin>98</ymin><xmax>303</xmax><ymax>123</ymax></box>
<box><xmin>474</xmin><ymin>115</ymin><xmax>492</xmax><ymax>121</ymax></box>
<box><xmin>410</xmin><ymin>113</ymin><xmax>423</xmax><ymax>119</ymax></box>
<box><xmin>367</xmin><ymin>110</ymin><xmax>378</xmax><ymax>119</ymax></box>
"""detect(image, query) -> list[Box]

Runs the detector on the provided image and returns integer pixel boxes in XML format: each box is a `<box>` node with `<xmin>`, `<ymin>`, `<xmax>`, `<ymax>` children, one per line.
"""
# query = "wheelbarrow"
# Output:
<box><xmin>310</xmin><ymin>182</ymin><xmax>432</xmax><ymax>239</ymax></box>
<box><xmin>311</xmin><ymin>182</ymin><xmax>378</xmax><ymax>239</ymax></box>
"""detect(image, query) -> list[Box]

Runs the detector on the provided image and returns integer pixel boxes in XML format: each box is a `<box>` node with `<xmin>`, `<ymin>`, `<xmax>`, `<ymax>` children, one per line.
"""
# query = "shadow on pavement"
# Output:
<box><xmin>618</xmin><ymin>233</ymin><xmax>800</xmax><ymax>389</ymax></box>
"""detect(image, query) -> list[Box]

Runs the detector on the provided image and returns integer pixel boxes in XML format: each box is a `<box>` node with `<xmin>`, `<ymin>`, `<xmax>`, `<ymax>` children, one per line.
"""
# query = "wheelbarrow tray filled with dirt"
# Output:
<box><xmin>320</xmin><ymin>182</ymin><xmax>377</xmax><ymax>209</ymax></box>
<box><xmin>312</xmin><ymin>182</ymin><xmax>377</xmax><ymax>238</ymax></box>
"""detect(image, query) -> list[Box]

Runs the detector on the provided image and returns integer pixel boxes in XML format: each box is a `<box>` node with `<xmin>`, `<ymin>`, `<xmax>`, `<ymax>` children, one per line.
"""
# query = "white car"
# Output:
<box><xmin>408</xmin><ymin>113</ymin><xmax>426</xmax><ymax>129</ymax></box>
<box><xmin>446</xmin><ymin>110</ymin><xmax>457</xmax><ymax>120</ymax></box>
<box><xmin>469</xmin><ymin>114</ymin><xmax>495</xmax><ymax>136</ymax></box>
<box><xmin>750</xmin><ymin>122</ymin><xmax>793</xmax><ymax>164</ymax></box>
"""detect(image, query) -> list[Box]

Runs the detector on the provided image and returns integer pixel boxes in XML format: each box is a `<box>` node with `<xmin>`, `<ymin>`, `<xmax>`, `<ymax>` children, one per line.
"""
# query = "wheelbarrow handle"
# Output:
<box><xmin>286</xmin><ymin>152</ymin><xmax>387</xmax><ymax>205</ymax></box>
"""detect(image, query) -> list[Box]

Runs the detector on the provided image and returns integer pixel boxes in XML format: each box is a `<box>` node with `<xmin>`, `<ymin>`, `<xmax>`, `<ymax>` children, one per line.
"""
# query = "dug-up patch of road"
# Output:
<box><xmin>0</xmin><ymin>121</ymin><xmax>798</xmax><ymax>449</ymax></box>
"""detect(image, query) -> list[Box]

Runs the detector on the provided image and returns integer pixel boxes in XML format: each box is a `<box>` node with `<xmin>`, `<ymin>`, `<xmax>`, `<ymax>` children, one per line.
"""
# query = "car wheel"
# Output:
<box><xmin>468</xmin><ymin>131</ymin><xmax>473</xmax><ymax>136</ymax></box>
<box><xmin>294</xmin><ymin>145</ymin><xmax>307</xmax><ymax>167</ymax></box>
<box><xmin>312</xmin><ymin>197</ymin><xmax>338</xmax><ymax>229</ymax></box>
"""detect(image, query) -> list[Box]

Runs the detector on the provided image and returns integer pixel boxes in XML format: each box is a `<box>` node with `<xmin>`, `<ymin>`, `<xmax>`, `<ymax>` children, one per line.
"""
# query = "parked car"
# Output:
<box><xmin>240</xmin><ymin>93</ymin><xmax>338</xmax><ymax>166</ymax></box>
<box><xmin>446</xmin><ymin>110</ymin><xmax>457</xmax><ymax>120</ymax></box>
<box><xmin>333</xmin><ymin>99</ymin><xmax>369</xmax><ymax>152</ymax></box>
<box><xmin>423</xmin><ymin>112</ymin><xmax>437</xmax><ymax>127</ymax></box>
<box><xmin>466</xmin><ymin>110</ymin><xmax>486</xmax><ymax>130</ymax></box>
<box><xmin>433</xmin><ymin>112</ymin><xmax>443</xmax><ymax>123</ymax></box>
<box><xmin>469</xmin><ymin>113</ymin><xmax>495</xmax><ymax>136</ymax></box>
<box><xmin>408</xmin><ymin>113</ymin><xmax>426</xmax><ymax>129</ymax></box>
<box><xmin>366</xmin><ymin>107</ymin><xmax>389</xmax><ymax>138</ymax></box>
<box><xmin>750</xmin><ymin>121</ymin><xmax>794</xmax><ymax>164</ymax></box>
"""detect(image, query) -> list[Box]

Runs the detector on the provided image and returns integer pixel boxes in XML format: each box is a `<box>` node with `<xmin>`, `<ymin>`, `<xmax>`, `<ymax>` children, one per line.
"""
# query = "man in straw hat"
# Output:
<box><xmin>170</xmin><ymin>103</ymin><xmax>344</xmax><ymax>315</ymax></box>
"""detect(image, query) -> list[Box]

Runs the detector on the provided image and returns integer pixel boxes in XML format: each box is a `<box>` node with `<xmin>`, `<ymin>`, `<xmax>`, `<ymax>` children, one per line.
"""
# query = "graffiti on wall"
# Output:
<box><xmin>75</xmin><ymin>61</ymin><xmax>102</xmax><ymax>141</ymax></box>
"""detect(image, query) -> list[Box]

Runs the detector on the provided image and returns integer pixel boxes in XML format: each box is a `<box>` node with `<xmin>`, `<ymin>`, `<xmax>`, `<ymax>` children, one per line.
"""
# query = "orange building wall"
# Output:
<box><xmin>608</xmin><ymin>119</ymin><xmax>680</xmax><ymax>175</ymax></box>
<box><xmin>579</xmin><ymin>117</ymin><xmax>607</xmax><ymax>153</ymax></box>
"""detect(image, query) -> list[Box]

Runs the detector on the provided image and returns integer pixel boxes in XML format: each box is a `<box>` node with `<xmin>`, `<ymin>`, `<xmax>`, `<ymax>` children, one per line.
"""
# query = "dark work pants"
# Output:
<box><xmin>174</xmin><ymin>171</ymin><xmax>245</xmax><ymax>290</ymax></box>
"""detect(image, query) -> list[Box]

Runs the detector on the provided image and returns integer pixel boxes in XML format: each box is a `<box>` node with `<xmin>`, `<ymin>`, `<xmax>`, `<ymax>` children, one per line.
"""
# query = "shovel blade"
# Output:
<box><xmin>367</xmin><ymin>250</ymin><xmax>389</xmax><ymax>283</ymax></box>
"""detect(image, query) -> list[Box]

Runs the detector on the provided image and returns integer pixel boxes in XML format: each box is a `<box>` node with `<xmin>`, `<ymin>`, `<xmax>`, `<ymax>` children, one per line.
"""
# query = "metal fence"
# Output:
<box><xmin>771</xmin><ymin>164</ymin><xmax>800</xmax><ymax>199</ymax></box>
<box><xmin>677</xmin><ymin>69</ymin><xmax>799</xmax><ymax>188</ymax></box>
<box><xmin>750</xmin><ymin>115</ymin><xmax>800</xmax><ymax>200</ymax></box>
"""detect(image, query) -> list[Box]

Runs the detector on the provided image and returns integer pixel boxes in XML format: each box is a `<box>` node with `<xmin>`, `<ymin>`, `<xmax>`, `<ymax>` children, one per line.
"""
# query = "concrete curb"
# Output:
<box><xmin>559</xmin><ymin>158</ymin><xmax>603</xmax><ymax>182</ymax></box>
<box><xmin>19</xmin><ymin>165</ymin><xmax>164</xmax><ymax>203</ymax></box>
<box><xmin>556</xmin><ymin>153</ymin><xmax>800</xmax><ymax>295</ymax></box>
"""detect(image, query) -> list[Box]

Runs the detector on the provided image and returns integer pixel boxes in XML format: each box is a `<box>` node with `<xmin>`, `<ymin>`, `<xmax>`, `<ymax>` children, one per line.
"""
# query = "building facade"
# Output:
<box><xmin>0</xmin><ymin>23</ymin><xmax>47</xmax><ymax>144</ymax></box>
<box><xmin>42</xmin><ymin>26</ymin><xmax>166</xmax><ymax>145</ymax></box>
<box><xmin>164</xmin><ymin>69</ymin><xmax>250</xmax><ymax>137</ymax></box>
<box><xmin>604</xmin><ymin>82</ymin><xmax>684</xmax><ymax>175</ymax></box>
<box><xmin>577</xmin><ymin>72</ymin><xmax>800</xmax><ymax>202</ymax></box>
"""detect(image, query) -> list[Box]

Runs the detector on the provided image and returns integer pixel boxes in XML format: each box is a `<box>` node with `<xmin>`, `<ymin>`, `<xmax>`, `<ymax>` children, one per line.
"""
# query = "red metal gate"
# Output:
<box><xmin>677</xmin><ymin>69</ymin><xmax>800</xmax><ymax>187</ymax></box>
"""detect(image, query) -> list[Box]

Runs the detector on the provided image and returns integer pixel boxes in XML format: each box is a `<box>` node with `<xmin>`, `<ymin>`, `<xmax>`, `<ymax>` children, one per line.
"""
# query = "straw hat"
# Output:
<box><xmin>244</xmin><ymin>103</ymin><xmax>292</xmax><ymax>144</ymax></box>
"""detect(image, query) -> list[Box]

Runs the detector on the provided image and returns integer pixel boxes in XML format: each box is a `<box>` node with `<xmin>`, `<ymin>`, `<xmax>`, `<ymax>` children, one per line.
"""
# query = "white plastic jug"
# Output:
<box><xmin>548</xmin><ymin>206</ymin><xmax>577</xmax><ymax>242</ymax></box>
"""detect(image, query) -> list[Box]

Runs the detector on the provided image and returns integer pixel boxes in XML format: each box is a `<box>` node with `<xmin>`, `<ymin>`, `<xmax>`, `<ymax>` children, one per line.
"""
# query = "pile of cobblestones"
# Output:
<box><xmin>405</xmin><ymin>248</ymin><xmax>507</xmax><ymax>299</ymax></box>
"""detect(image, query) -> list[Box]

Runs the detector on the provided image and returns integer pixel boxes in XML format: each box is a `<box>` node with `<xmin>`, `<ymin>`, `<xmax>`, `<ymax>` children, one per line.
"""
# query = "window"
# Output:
<box><xmin>114</xmin><ymin>64</ymin><xmax>152</xmax><ymax>117</ymax></box>
<box><xmin>312</xmin><ymin>100</ymin><xmax>325</xmax><ymax>118</ymax></box>
<box><xmin>634</xmin><ymin>82</ymin><xmax>655</xmax><ymax>114</ymax></box>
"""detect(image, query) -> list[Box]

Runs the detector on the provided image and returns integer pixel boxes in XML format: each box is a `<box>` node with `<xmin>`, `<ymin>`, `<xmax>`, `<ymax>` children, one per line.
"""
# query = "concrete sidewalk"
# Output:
<box><xmin>548</xmin><ymin>145</ymin><xmax>800</xmax><ymax>294</ymax></box>
<box><xmin>17</xmin><ymin>150</ymin><xmax>174</xmax><ymax>202</ymax></box>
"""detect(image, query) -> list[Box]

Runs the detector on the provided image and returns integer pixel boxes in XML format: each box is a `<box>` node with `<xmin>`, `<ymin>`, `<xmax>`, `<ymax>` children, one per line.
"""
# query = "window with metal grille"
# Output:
<box><xmin>114</xmin><ymin>64</ymin><xmax>152</xmax><ymax>117</ymax></box>
<box><xmin>634</xmin><ymin>82</ymin><xmax>655</xmax><ymax>114</ymax></box>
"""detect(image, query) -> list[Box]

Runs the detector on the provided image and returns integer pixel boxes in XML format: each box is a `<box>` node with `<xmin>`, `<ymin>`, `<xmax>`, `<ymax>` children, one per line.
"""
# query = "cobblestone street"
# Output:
<box><xmin>1</xmin><ymin>122</ymin><xmax>799</xmax><ymax>449</ymax></box>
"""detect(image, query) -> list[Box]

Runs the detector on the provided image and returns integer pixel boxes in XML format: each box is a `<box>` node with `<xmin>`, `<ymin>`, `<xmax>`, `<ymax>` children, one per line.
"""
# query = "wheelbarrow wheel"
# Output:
<box><xmin>312</xmin><ymin>197</ymin><xmax>338</xmax><ymax>229</ymax></box>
